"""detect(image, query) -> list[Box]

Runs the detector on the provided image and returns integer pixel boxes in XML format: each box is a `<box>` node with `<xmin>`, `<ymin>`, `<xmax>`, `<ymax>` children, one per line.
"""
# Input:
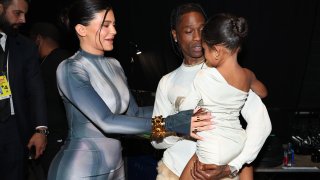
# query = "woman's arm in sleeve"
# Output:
<box><xmin>57</xmin><ymin>61</ymin><xmax>151</xmax><ymax>134</ymax></box>
<box><xmin>125</xmin><ymin>92</ymin><xmax>153</xmax><ymax>118</ymax></box>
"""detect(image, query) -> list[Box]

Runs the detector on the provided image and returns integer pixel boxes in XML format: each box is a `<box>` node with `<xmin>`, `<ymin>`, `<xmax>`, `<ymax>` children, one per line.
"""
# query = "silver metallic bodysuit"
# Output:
<box><xmin>48</xmin><ymin>50</ymin><xmax>152</xmax><ymax>180</ymax></box>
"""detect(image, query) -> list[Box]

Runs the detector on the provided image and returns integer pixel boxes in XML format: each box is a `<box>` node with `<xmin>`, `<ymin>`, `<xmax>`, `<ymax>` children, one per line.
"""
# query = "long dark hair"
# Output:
<box><xmin>60</xmin><ymin>0</ymin><xmax>112</xmax><ymax>49</ymax></box>
<box><xmin>169</xmin><ymin>3</ymin><xmax>207</xmax><ymax>58</ymax></box>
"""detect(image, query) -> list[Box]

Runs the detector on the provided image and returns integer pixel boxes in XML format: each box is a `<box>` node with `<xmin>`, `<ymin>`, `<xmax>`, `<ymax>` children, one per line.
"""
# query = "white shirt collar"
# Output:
<box><xmin>0</xmin><ymin>32</ymin><xmax>7</xmax><ymax>50</ymax></box>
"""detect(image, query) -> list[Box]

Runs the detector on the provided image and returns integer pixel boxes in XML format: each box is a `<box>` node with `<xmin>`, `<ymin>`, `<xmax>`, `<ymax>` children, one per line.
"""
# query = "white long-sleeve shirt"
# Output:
<box><xmin>151</xmin><ymin>62</ymin><xmax>272</xmax><ymax>176</ymax></box>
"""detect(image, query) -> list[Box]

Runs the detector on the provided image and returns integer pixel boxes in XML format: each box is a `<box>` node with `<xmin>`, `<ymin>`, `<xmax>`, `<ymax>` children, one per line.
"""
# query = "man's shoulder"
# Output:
<box><xmin>10</xmin><ymin>33</ymin><xmax>37</xmax><ymax>47</ymax></box>
<box><xmin>50</xmin><ymin>48</ymin><xmax>73</xmax><ymax>61</ymax></box>
<box><xmin>162</xmin><ymin>65</ymin><xmax>182</xmax><ymax>80</ymax></box>
<box><xmin>157</xmin><ymin>66</ymin><xmax>182</xmax><ymax>88</ymax></box>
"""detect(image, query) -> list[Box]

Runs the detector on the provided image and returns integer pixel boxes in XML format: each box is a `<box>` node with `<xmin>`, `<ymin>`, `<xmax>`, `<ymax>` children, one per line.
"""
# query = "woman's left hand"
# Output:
<box><xmin>190</xmin><ymin>107</ymin><xmax>214</xmax><ymax>140</ymax></box>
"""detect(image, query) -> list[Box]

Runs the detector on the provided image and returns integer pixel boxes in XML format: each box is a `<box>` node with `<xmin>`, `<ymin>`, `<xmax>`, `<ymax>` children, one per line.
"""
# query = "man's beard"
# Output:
<box><xmin>0</xmin><ymin>14</ymin><xmax>19</xmax><ymax>36</ymax></box>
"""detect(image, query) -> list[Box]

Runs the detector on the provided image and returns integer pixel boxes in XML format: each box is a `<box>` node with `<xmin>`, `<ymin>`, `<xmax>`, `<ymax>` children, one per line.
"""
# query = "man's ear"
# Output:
<box><xmin>35</xmin><ymin>35</ymin><xmax>43</xmax><ymax>46</ymax></box>
<box><xmin>171</xmin><ymin>29</ymin><xmax>177</xmax><ymax>42</ymax></box>
<box><xmin>75</xmin><ymin>24</ymin><xmax>86</xmax><ymax>37</ymax></box>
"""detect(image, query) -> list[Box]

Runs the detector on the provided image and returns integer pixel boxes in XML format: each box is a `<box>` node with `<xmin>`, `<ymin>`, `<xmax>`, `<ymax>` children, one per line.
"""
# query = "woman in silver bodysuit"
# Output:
<box><xmin>47</xmin><ymin>0</ymin><xmax>213</xmax><ymax>179</ymax></box>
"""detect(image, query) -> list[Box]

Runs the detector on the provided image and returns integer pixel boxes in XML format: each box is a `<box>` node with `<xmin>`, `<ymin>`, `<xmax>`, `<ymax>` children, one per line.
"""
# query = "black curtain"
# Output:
<box><xmin>27</xmin><ymin>0</ymin><xmax>320</xmax><ymax>141</ymax></box>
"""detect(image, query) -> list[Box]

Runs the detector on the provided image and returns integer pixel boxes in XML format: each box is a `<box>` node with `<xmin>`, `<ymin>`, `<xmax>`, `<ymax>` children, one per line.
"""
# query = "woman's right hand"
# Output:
<box><xmin>190</xmin><ymin>107</ymin><xmax>214</xmax><ymax>140</ymax></box>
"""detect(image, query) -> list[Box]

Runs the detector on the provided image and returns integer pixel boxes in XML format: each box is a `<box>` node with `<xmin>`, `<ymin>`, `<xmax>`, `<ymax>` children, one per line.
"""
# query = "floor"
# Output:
<box><xmin>26</xmin><ymin>137</ymin><xmax>320</xmax><ymax>180</ymax></box>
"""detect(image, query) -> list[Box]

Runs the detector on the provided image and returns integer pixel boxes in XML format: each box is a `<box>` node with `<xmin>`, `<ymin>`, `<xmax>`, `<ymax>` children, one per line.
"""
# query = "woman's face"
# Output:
<box><xmin>173</xmin><ymin>11</ymin><xmax>205</xmax><ymax>60</ymax></box>
<box><xmin>85</xmin><ymin>10</ymin><xmax>117</xmax><ymax>54</ymax></box>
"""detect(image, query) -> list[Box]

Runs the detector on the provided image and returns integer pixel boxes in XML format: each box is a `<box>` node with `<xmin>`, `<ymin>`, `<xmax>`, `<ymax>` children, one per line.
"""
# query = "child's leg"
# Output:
<box><xmin>239</xmin><ymin>164</ymin><xmax>253</xmax><ymax>180</ymax></box>
<box><xmin>180</xmin><ymin>154</ymin><xmax>197</xmax><ymax>180</ymax></box>
<box><xmin>180</xmin><ymin>154</ymin><xmax>240</xmax><ymax>180</ymax></box>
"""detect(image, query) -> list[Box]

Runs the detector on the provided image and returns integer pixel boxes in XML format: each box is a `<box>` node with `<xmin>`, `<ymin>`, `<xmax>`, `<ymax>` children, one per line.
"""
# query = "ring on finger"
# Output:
<box><xmin>193</xmin><ymin>127</ymin><xmax>198</xmax><ymax>133</ymax></box>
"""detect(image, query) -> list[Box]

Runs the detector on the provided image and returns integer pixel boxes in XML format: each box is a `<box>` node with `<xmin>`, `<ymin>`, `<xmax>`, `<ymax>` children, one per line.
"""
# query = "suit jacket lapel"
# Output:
<box><xmin>7</xmin><ymin>35</ymin><xmax>20</xmax><ymax>92</ymax></box>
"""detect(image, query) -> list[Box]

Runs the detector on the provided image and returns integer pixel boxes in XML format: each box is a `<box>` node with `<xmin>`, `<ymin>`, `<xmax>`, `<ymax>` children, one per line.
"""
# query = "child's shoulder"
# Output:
<box><xmin>242</xmin><ymin>67</ymin><xmax>255</xmax><ymax>79</ymax></box>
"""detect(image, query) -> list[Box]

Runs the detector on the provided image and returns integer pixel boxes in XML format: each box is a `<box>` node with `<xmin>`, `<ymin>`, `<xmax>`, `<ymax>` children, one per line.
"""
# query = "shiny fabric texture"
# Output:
<box><xmin>48</xmin><ymin>50</ymin><xmax>152</xmax><ymax>180</ymax></box>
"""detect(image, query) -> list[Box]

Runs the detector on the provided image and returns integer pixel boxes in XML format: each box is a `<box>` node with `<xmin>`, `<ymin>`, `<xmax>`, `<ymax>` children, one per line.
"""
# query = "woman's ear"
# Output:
<box><xmin>75</xmin><ymin>24</ymin><xmax>86</xmax><ymax>37</ymax></box>
<box><xmin>35</xmin><ymin>35</ymin><xmax>42</xmax><ymax>46</ymax></box>
<box><xmin>171</xmin><ymin>30</ymin><xmax>177</xmax><ymax>42</ymax></box>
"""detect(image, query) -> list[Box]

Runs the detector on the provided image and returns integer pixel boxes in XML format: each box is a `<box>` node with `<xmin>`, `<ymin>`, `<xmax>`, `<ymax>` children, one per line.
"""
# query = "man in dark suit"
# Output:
<box><xmin>0</xmin><ymin>0</ymin><xmax>48</xmax><ymax>179</ymax></box>
<box><xmin>29</xmin><ymin>22</ymin><xmax>72</xmax><ymax>177</ymax></box>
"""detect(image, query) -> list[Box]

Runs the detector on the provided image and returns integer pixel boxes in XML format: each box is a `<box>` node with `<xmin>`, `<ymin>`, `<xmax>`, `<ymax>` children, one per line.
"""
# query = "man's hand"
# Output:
<box><xmin>191</xmin><ymin>158</ymin><xmax>231</xmax><ymax>180</ymax></box>
<box><xmin>27</xmin><ymin>132</ymin><xmax>47</xmax><ymax>159</ymax></box>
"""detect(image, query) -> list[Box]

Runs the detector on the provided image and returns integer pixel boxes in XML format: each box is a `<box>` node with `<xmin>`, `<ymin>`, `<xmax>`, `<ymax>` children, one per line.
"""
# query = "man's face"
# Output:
<box><xmin>173</xmin><ymin>11</ymin><xmax>205</xmax><ymax>60</ymax></box>
<box><xmin>0</xmin><ymin>0</ymin><xmax>28</xmax><ymax>33</ymax></box>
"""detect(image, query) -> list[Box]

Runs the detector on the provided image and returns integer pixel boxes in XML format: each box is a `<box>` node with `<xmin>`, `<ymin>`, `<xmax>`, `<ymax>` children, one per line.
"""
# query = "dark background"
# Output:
<box><xmin>25</xmin><ymin>0</ymin><xmax>320</xmax><ymax>143</ymax></box>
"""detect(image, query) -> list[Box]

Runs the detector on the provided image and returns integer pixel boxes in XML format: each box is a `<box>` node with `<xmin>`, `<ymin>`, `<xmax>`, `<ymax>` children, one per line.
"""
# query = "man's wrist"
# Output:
<box><xmin>36</xmin><ymin>126</ymin><xmax>47</xmax><ymax>130</ymax></box>
<box><xmin>35</xmin><ymin>128</ymin><xmax>49</xmax><ymax>136</ymax></box>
